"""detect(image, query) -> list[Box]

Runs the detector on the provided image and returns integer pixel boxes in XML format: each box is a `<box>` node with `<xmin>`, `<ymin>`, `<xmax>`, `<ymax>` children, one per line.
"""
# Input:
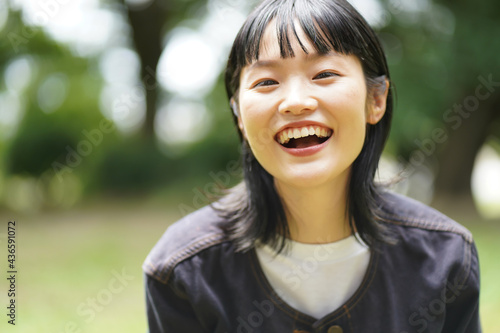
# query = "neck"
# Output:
<box><xmin>274</xmin><ymin>172</ymin><xmax>352</xmax><ymax>244</ymax></box>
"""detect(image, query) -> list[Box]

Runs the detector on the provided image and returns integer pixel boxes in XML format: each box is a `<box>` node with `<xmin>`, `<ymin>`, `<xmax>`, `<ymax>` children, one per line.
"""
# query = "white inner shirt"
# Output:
<box><xmin>255</xmin><ymin>234</ymin><xmax>370</xmax><ymax>319</ymax></box>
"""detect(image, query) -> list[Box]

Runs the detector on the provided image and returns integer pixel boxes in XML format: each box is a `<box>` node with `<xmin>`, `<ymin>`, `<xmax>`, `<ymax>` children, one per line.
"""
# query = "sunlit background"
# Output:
<box><xmin>0</xmin><ymin>0</ymin><xmax>499</xmax><ymax>332</ymax></box>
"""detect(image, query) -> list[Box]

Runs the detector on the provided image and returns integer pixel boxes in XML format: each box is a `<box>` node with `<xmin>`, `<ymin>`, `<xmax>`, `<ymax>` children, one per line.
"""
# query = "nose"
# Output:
<box><xmin>278</xmin><ymin>79</ymin><xmax>318</xmax><ymax>115</ymax></box>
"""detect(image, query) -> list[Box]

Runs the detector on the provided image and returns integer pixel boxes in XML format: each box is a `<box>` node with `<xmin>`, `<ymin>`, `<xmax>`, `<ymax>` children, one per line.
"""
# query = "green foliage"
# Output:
<box><xmin>1</xmin><ymin>0</ymin><xmax>498</xmax><ymax>207</ymax></box>
<box><xmin>6</xmin><ymin>115</ymin><xmax>78</xmax><ymax>176</ymax></box>
<box><xmin>379</xmin><ymin>0</ymin><xmax>500</xmax><ymax>158</ymax></box>
<box><xmin>91</xmin><ymin>128</ymin><xmax>240</xmax><ymax>196</ymax></box>
<box><xmin>0</xmin><ymin>10</ymin><xmax>68</xmax><ymax>68</ymax></box>
<box><xmin>1</xmin><ymin>7</ymin><xmax>106</xmax><ymax>181</ymax></box>
<box><xmin>92</xmin><ymin>137</ymin><xmax>174</xmax><ymax>194</ymax></box>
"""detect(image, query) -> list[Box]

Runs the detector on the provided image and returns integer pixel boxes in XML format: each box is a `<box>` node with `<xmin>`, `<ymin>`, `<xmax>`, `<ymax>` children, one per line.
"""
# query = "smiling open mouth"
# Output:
<box><xmin>276</xmin><ymin>126</ymin><xmax>333</xmax><ymax>149</ymax></box>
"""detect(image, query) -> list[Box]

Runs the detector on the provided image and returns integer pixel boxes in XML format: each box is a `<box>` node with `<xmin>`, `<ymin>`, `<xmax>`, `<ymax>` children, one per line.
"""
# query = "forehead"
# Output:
<box><xmin>257</xmin><ymin>19</ymin><xmax>319</xmax><ymax>60</ymax></box>
<box><xmin>247</xmin><ymin>19</ymin><xmax>356</xmax><ymax>71</ymax></box>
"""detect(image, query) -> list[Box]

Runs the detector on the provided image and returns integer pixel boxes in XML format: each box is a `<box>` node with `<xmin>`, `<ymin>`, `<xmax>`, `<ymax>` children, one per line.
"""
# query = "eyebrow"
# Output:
<box><xmin>247</xmin><ymin>59</ymin><xmax>281</xmax><ymax>70</ymax></box>
<box><xmin>247</xmin><ymin>51</ymin><xmax>341</xmax><ymax>70</ymax></box>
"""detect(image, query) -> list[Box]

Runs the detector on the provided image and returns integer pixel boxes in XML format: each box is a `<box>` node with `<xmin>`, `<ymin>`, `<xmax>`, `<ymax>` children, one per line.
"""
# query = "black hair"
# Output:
<box><xmin>218</xmin><ymin>0</ymin><xmax>394</xmax><ymax>253</ymax></box>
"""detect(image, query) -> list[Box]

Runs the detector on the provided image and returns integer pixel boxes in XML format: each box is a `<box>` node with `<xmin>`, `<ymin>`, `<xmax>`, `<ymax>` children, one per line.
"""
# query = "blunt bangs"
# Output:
<box><xmin>226</xmin><ymin>0</ymin><xmax>389</xmax><ymax>100</ymax></box>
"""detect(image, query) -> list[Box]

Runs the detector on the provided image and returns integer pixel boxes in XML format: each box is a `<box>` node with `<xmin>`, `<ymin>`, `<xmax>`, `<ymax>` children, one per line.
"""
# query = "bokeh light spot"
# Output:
<box><xmin>37</xmin><ymin>73</ymin><xmax>69</xmax><ymax>113</ymax></box>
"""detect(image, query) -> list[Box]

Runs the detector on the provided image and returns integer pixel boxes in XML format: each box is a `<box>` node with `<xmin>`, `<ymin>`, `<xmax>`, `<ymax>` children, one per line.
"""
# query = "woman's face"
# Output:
<box><xmin>237</xmin><ymin>22</ymin><xmax>387</xmax><ymax>190</ymax></box>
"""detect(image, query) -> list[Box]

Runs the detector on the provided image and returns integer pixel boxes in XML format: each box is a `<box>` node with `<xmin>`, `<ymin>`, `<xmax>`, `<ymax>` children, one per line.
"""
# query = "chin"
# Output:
<box><xmin>274</xmin><ymin>164</ymin><xmax>350</xmax><ymax>189</ymax></box>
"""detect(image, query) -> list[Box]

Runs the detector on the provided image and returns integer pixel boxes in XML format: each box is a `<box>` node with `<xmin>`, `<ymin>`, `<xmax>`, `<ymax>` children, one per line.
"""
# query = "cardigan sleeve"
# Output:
<box><xmin>442</xmin><ymin>241</ymin><xmax>482</xmax><ymax>332</ymax></box>
<box><xmin>144</xmin><ymin>273</ymin><xmax>207</xmax><ymax>333</ymax></box>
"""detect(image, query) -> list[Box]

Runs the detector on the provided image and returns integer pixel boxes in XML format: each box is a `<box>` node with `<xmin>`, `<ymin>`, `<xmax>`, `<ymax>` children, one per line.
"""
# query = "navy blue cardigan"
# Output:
<box><xmin>143</xmin><ymin>191</ymin><xmax>481</xmax><ymax>333</ymax></box>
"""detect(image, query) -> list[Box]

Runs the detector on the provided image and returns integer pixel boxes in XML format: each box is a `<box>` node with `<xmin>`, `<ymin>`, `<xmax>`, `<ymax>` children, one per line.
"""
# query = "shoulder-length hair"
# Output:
<box><xmin>218</xmin><ymin>0</ymin><xmax>394</xmax><ymax>253</ymax></box>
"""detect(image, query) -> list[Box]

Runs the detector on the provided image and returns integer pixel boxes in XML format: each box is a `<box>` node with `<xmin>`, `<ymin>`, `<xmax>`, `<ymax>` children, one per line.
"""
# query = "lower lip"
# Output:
<box><xmin>277</xmin><ymin>136</ymin><xmax>332</xmax><ymax>157</ymax></box>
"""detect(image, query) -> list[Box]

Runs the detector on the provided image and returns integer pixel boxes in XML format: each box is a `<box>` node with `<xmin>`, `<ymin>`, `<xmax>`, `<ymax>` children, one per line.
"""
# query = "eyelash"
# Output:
<box><xmin>252</xmin><ymin>71</ymin><xmax>339</xmax><ymax>88</ymax></box>
<box><xmin>314</xmin><ymin>71</ymin><xmax>338</xmax><ymax>80</ymax></box>
<box><xmin>254</xmin><ymin>79</ymin><xmax>278</xmax><ymax>88</ymax></box>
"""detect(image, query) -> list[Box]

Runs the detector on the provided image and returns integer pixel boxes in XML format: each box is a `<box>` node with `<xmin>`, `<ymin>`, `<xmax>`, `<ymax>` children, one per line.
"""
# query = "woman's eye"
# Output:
<box><xmin>254</xmin><ymin>79</ymin><xmax>278</xmax><ymax>88</ymax></box>
<box><xmin>314</xmin><ymin>72</ymin><xmax>338</xmax><ymax>80</ymax></box>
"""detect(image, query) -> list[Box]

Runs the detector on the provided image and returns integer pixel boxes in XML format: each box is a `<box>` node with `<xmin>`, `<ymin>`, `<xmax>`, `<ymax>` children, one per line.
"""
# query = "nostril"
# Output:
<box><xmin>278</xmin><ymin>97</ymin><xmax>318</xmax><ymax>115</ymax></box>
<box><xmin>278</xmin><ymin>105</ymin><xmax>315</xmax><ymax>115</ymax></box>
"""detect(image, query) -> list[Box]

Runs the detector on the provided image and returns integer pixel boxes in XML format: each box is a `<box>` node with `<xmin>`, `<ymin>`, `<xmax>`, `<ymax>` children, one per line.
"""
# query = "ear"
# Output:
<box><xmin>231</xmin><ymin>97</ymin><xmax>246</xmax><ymax>137</ymax></box>
<box><xmin>238</xmin><ymin>117</ymin><xmax>246</xmax><ymax>137</ymax></box>
<box><xmin>367</xmin><ymin>76</ymin><xmax>389</xmax><ymax>125</ymax></box>
<box><xmin>230</xmin><ymin>97</ymin><xmax>239</xmax><ymax>117</ymax></box>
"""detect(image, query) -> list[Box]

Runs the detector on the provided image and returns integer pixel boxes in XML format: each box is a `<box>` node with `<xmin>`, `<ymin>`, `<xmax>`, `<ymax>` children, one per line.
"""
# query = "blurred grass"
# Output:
<box><xmin>467</xmin><ymin>220</ymin><xmax>500</xmax><ymax>332</ymax></box>
<box><xmin>0</xmin><ymin>201</ymin><xmax>498</xmax><ymax>332</ymax></box>
<box><xmin>0</xmin><ymin>199</ymin><xmax>180</xmax><ymax>333</ymax></box>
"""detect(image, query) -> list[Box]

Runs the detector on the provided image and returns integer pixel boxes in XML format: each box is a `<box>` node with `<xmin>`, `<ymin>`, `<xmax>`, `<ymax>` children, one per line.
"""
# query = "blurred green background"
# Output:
<box><xmin>0</xmin><ymin>0</ymin><xmax>499</xmax><ymax>332</ymax></box>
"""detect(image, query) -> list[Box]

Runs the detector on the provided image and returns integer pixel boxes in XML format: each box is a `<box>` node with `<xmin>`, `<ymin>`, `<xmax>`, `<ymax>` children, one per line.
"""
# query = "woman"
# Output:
<box><xmin>144</xmin><ymin>0</ymin><xmax>481</xmax><ymax>332</ymax></box>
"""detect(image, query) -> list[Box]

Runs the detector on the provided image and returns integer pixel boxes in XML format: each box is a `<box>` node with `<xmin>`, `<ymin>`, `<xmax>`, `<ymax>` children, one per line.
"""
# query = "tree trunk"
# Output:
<box><xmin>433</xmin><ymin>91</ymin><xmax>500</xmax><ymax>219</ymax></box>
<box><xmin>123</xmin><ymin>1</ymin><xmax>168</xmax><ymax>139</ymax></box>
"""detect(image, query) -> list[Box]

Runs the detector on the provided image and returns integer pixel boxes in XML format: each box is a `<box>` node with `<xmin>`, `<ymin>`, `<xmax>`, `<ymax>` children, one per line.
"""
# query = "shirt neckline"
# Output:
<box><xmin>249</xmin><ymin>243</ymin><xmax>379</xmax><ymax>327</ymax></box>
<box><xmin>258</xmin><ymin>233</ymin><xmax>369</xmax><ymax>262</ymax></box>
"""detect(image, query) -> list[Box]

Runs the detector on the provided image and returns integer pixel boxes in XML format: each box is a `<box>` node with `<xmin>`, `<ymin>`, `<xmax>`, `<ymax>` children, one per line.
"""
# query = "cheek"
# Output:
<box><xmin>239</xmin><ymin>106</ymin><xmax>276</xmax><ymax>149</ymax></box>
<box><xmin>325</xmin><ymin>86</ymin><xmax>367</xmax><ymax>122</ymax></box>
<box><xmin>341</xmin><ymin>82</ymin><xmax>367</xmax><ymax>108</ymax></box>
<box><xmin>325</xmin><ymin>86</ymin><xmax>368</xmax><ymax>146</ymax></box>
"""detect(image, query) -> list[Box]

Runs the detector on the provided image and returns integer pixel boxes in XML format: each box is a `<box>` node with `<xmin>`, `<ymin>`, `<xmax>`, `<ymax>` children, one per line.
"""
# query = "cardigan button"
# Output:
<box><xmin>327</xmin><ymin>325</ymin><xmax>343</xmax><ymax>333</ymax></box>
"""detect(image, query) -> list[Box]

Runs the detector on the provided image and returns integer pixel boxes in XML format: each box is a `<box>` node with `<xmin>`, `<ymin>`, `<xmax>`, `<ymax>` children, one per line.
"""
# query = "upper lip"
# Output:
<box><xmin>275</xmin><ymin>120</ymin><xmax>333</xmax><ymax>137</ymax></box>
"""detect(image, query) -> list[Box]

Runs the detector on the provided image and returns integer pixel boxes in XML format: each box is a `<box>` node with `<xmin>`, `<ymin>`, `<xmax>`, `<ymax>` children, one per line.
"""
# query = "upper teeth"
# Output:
<box><xmin>277</xmin><ymin>126</ymin><xmax>332</xmax><ymax>145</ymax></box>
